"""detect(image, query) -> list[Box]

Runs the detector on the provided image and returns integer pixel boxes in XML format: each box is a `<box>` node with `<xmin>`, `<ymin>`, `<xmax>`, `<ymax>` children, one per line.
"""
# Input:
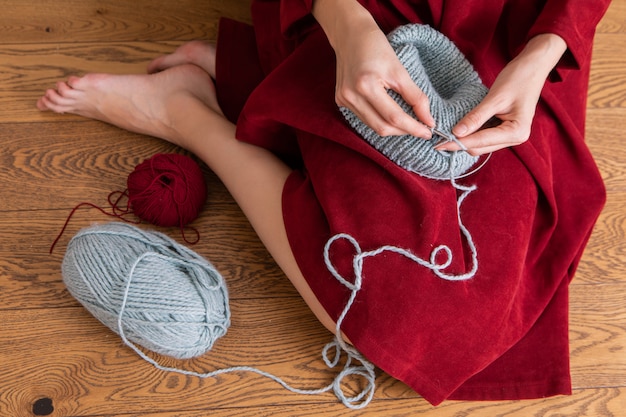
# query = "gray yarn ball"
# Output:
<box><xmin>340</xmin><ymin>24</ymin><xmax>488</xmax><ymax>179</ymax></box>
<box><xmin>62</xmin><ymin>222</ymin><xmax>230</xmax><ymax>359</ymax></box>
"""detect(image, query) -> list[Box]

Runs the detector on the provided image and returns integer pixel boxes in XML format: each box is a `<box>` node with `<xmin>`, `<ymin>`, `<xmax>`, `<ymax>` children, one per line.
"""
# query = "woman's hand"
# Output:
<box><xmin>437</xmin><ymin>33</ymin><xmax>568</xmax><ymax>155</ymax></box>
<box><xmin>313</xmin><ymin>0</ymin><xmax>434</xmax><ymax>138</ymax></box>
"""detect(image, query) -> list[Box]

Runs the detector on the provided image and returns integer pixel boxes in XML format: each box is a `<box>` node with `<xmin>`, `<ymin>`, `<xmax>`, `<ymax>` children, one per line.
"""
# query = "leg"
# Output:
<box><xmin>37</xmin><ymin>62</ymin><xmax>338</xmax><ymax>335</ymax></box>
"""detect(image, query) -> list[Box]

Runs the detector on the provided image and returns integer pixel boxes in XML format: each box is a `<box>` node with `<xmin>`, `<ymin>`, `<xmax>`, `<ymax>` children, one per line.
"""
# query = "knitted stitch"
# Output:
<box><xmin>340</xmin><ymin>24</ymin><xmax>488</xmax><ymax>179</ymax></box>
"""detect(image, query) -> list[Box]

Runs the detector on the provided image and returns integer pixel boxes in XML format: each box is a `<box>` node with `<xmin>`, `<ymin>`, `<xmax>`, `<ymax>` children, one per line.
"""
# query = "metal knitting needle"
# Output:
<box><xmin>431</xmin><ymin>126</ymin><xmax>468</xmax><ymax>151</ymax></box>
<box><xmin>430</xmin><ymin>117</ymin><xmax>502</xmax><ymax>149</ymax></box>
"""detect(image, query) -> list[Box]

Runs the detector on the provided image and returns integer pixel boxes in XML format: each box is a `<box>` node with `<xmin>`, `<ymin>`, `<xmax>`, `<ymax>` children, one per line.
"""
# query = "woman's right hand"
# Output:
<box><xmin>312</xmin><ymin>0</ymin><xmax>434</xmax><ymax>138</ymax></box>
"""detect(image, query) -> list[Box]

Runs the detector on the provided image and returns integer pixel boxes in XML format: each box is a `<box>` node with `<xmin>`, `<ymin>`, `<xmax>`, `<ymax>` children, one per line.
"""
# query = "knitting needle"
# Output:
<box><xmin>431</xmin><ymin>127</ymin><xmax>468</xmax><ymax>151</ymax></box>
<box><xmin>430</xmin><ymin>117</ymin><xmax>502</xmax><ymax>151</ymax></box>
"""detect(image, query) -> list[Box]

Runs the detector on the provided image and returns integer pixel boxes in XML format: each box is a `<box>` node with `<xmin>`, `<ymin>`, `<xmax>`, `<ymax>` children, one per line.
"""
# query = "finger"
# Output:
<box><xmin>366</xmin><ymin>89</ymin><xmax>432</xmax><ymax>137</ymax></box>
<box><xmin>342</xmin><ymin>95</ymin><xmax>409</xmax><ymax>137</ymax></box>
<box><xmin>393</xmin><ymin>76</ymin><xmax>435</xmax><ymax>129</ymax></box>
<box><xmin>434</xmin><ymin>136</ymin><xmax>508</xmax><ymax>156</ymax></box>
<box><xmin>436</xmin><ymin>121</ymin><xmax>528</xmax><ymax>155</ymax></box>
<box><xmin>374</xmin><ymin>92</ymin><xmax>434</xmax><ymax>139</ymax></box>
<box><xmin>340</xmin><ymin>90</ymin><xmax>431</xmax><ymax>138</ymax></box>
<box><xmin>452</xmin><ymin>99</ymin><xmax>500</xmax><ymax>138</ymax></box>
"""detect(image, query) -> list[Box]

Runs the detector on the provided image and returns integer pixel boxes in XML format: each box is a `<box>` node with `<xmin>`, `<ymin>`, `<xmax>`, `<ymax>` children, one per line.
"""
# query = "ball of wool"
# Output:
<box><xmin>127</xmin><ymin>153</ymin><xmax>207</xmax><ymax>227</ymax></box>
<box><xmin>340</xmin><ymin>24</ymin><xmax>488</xmax><ymax>179</ymax></box>
<box><xmin>62</xmin><ymin>222</ymin><xmax>230</xmax><ymax>359</ymax></box>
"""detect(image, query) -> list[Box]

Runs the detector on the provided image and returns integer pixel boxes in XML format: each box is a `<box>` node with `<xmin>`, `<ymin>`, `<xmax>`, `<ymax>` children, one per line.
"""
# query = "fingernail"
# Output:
<box><xmin>454</xmin><ymin>124</ymin><xmax>468</xmax><ymax>136</ymax></box>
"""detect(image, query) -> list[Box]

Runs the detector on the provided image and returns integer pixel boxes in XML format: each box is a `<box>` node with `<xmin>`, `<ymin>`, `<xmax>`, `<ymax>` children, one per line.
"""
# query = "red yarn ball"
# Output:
<box><xmin>127</xmin><ymin>154</ymin><xmax>207</xmax><ymax>228</ymax></box>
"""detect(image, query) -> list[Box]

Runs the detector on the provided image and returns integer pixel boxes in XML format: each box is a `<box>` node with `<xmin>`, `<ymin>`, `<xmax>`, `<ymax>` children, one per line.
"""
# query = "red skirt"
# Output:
<box><xmin>214</xmin><ymin>0</ymin><xmax>607</xmax><ymax>405</ymax></box>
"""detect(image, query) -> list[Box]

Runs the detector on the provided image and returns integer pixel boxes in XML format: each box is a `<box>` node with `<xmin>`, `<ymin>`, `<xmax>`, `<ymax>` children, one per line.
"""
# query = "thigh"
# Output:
<box><xmin>181</xmin><ymin>101</ymin><xmax>337</xmax><ymax>334</ymax></box>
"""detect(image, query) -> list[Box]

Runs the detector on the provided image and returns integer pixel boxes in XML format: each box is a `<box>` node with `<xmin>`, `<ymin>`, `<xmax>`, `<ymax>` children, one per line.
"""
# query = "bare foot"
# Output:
<box><xmin>37</xmin><ymin>64</ymin><xmax>222</xmax><ymax>147</ymax></box>
<box><xmin>147</xmin><ymin>41</ymin><xmax>216</xmax><ymax>78</ymax></box>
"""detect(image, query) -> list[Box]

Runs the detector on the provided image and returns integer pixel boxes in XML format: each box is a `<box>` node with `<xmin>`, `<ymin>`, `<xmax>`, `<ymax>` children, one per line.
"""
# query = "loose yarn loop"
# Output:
<box><xmin>324</xmin><ymin>168</ymin><xmax>478</xmax><ymax>284</ymax></box>
<box><xmin>321</xmin><ymin>154</ymin><xmax>480</xmax><ymax>406</ymax></box>
<box><xmin>340</xmin><ymin>23</ymin><xmax>488</xmax><ymax>179</ymax></box>
<box><xmin>63</xmin><ymin>222</ymin><xmax>375</xmax><ymax>409</ymax></box>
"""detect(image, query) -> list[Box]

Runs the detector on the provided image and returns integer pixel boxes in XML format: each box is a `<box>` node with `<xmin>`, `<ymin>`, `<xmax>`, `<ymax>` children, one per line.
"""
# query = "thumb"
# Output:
<box><xmin>453</xmin><ymin>101</ymin><xmax>496</xmax><ymax>138</ymax></box>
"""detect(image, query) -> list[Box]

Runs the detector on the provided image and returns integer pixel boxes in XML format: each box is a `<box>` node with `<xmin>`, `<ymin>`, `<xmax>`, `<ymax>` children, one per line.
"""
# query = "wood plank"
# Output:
<box><xmin>0</xmin><ymin>303</ymin><xmax>359</xmax><ymax>415</ymax></box>
<box><xmin>0</xmin><ymin>0</ymin><xmax>251</xmax><ymax>44</ymax></box>
<box><xmin>589</xmin><ymin>34</ymin><xmax>626</xmax><ymax>109</ymax></box>
<box><xmin>574</xmin><ymin>191</ymin><xmax>626</xmax><ymax>285</ymax></box>
<box><xmin>597</xmin><ymin>0</ymin><xmax>626</xmax><ymax>34</ymax></box>
<box><xmin>2</xmin><ymin>114</ymin><xmax>621</xmax><ymax>213</ymax></box>
<box><xmin>586</xmin><ymin>108</ymin><xmax>626</xmax><ymax>191</ymax></box>
<box><xmin>0</xmin><ymin>208</ymin><xmax>298</xmax><ymax>310</ymax></box>
<box><xmin>3</xmin><ymin>388</ymin><xmax>626</xmax><ymax>417</ymax></box>
<box><xmin>569</xmin><ymin>283</ymin><xmax>626</xmax><ymax>388</ymax></box>
<box><xmin>0</xmin><ymin>121</ymin><xmax>225</xmax><ymax>210</ymax></box>
<box><xmin>0</xmin><ymin>195</ymin><xmax>621</xmax><ymax>307</ymax></box>
<box><xmin>0</xmin><ymin>33</ymin><xmax>623</xmax><ymax>126</ymax></box>
<box><xmin>0</xmin><ymin>283</ymin><xmax>624</xmax><ymax>415</ymax></box>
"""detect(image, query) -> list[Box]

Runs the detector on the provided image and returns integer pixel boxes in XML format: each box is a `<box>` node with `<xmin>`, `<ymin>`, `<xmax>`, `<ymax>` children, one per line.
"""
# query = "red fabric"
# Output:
<box><xmin>215</xmin><ymin>0</ymin><xmax>609</xmax><ymax>405</ymax></box>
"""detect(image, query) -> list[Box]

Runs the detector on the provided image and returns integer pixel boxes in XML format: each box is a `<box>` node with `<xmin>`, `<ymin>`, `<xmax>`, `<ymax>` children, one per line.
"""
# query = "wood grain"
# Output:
<box><xmin>597</xmin><ymin>0</ymin><xmax>626</xmax><ymax>34</ymax></box>
<box><xmin>1</xmin><ymin>284</ymin><xmax>623</xmax><ymax>416</ymax></box>
<box><xmin>586</xmin><ymin>109</ymin><xmax>626</xmax><ymax>190</ymax></box>
<box><xmin>0</xmin><ymin>0</ymin><xmax>251</xmax><ymax>44</ymax></box>
<box><xmin>574</xmin><ymin>192</ymin><xmax>626</xmax><ymax>285</ymax></box>
<box><xmin>588</xmin><ymin>35</ymin><xmax>626</xmax><ymax>109</ymax></box>
<box><xmin>0</xmin><ymin>1</ymin><xmax>624</xmax><ymax>416</ymax></box>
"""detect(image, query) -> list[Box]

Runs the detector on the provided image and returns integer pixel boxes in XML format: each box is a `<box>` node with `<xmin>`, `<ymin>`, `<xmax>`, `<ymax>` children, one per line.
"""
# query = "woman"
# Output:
<box><xmin>38</xmin><ymin>0</ymin><xmax>610</xmax><ymax>405</ymax></box>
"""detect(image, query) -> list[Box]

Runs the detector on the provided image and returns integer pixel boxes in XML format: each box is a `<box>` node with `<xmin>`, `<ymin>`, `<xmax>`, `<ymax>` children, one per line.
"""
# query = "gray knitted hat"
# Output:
<box><xmin>340</xmin><ymin>24</ymin><xmax>488</xmax><ymax>179</ymax></box>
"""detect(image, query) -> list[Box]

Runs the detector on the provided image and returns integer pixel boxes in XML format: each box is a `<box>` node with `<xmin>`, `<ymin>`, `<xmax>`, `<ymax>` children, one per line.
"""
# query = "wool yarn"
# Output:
<box><xmin>62</xmin><ymin>222</ymin><xmax>374</xmax><ymax>409</ymax></box>
<box><xmin>127</xmin><ymin>153</ymin><xmax>207</xmax><ymax>228</ymax></box>
<box><xmin>62</xmin><ymin>222</ymin><xmax>229</xmax><ymax>359</ymax></box>
<box><xmin>340</xmin><ymin>24</ymin><xmax>488</xmax><ymax>179</ymax></box>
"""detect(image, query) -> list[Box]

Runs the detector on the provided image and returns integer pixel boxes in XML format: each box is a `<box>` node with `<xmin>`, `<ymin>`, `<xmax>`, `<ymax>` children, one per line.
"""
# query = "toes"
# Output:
<box><xmin>37</xmin><ymin>77</ymin><xmax>85</xmax><ymax>113</ymax></box>
<box><xmin>56</xmin><ymin>81</ymin><xmax>79</xmax><ymax>98</ymax></box>
<box><xmin>37</xmin><ymin>88</ymin><xmax>75</xmax><ymax>113</ymax></box>
<box><xmin>147</xmin><ymin>40</ymin><xmax>216</xmax><ymax>76</ymax></box>
<box><xmin>146</xmin><ymin>56</ymin><xmax>164</xmax><ymax>74</ymax></box>
<box><xmin>147</xmin><ymin>54</ymin><xmax>181</xmax><ymax>74</ymax></box>
<box><xmin>37</xmin><ymin>94</ymin><xmax>63</xmax><ymax>112</ymax></box>
<box><xmin>66</xmin><ymin>75</ymin><xmax>83</xmax><ymax>89</ymax></box>
<box><xmin>36</xmin><ymin>96</ymin><xmax>50</xmax><ymax>111</ymax></box>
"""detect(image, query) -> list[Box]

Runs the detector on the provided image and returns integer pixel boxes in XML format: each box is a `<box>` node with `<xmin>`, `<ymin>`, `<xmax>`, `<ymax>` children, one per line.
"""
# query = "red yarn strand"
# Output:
<box><xmin>50</xmin><ymin>153</ymin><xmax>207</xmax><ymax>253</ymax></box>
<box><xmin>49</xmin><ymin>197</ymin><xmax>141</xmax><ymax>254</ymax></box>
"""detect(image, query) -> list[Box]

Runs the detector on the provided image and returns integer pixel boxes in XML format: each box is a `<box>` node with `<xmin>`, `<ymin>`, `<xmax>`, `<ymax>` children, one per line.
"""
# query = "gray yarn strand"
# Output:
<box><xmin>63</xmin><ymin>222</ymin><xmax>376</xmax><ymax>409</ymax></box>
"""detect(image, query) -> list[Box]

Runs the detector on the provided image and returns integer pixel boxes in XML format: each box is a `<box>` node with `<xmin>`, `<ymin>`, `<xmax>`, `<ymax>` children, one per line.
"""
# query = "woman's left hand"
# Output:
<box><xmin>436</xmin><ymin>33</ymin><xmax>568</xmax><ymax>155</ymax></box>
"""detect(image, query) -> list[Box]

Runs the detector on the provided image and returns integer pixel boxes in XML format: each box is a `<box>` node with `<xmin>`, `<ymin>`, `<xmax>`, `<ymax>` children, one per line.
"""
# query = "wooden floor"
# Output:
<box><xmin>1</xmin><ymin>1</ymin><xmax>624</xmax><ymax>416</ymax></box>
